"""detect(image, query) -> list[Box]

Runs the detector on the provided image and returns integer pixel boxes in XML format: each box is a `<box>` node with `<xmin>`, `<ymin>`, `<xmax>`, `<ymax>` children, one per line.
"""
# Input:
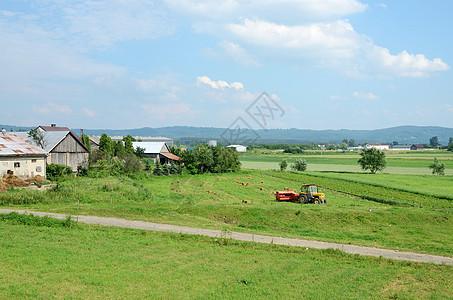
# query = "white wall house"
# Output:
<box><xmin>365</xmin><ymin>143</ymin><xmax>390</xmax><ymax>151</ymax></box>
<box><xmin>227</xmin><ymin>145</ymin><xmax>247</xmax><ymax>152</ymax></box>
<box><xmin>0</xmin><ymin>132</ymin><xmax>47</xmax><ymax>179</ymax></box>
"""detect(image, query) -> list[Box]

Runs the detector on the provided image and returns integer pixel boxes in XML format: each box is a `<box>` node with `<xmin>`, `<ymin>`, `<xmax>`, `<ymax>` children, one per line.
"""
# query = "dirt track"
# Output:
<box><xmin>1</xmin><ymin>209</ymin><xmax>452</xmax><ymax>266</ymax></box>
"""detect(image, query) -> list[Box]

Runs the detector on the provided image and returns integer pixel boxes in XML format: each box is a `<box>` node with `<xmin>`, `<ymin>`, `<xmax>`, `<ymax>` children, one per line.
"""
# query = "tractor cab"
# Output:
<box><xmin>301</xmin><ymin>184</ymin><xmax>318</xmax><ymax>195</ymax></box>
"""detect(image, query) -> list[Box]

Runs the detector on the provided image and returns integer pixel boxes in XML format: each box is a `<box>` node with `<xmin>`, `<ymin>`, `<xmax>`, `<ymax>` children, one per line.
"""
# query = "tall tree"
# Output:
<box><xmin>429</xmin><ymin>136</ymin><xmax>439</xmax><ymax>147</ymax></box>
<box><xmin>114</xmin><ymin>140</ymin><xmax>126</xmax><ymax>157</ymax></box>
<box><xmin>99</xmin><ymin>133</ymin><xmax>114</xmax><ymax>156</ymax></box>
<box><xmin>358</xmin><ymin>148</ymin><xmax>387</xmax><ymax>174</ymax></box>
<box><xmin>81</xmin><ymin>134</ymin><xmax>91</xmax><ymax>153</ymax></box>
<box><xmin>123</xmin><ymin>135</ymin><xmax>135</xmax><ymax>155</ymax></box>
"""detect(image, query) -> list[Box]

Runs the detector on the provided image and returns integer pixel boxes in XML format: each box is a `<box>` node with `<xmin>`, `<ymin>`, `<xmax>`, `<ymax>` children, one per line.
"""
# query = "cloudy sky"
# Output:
<box><xmin>1</xmin><ymin>0</ymin><xmax>452</xmax><ymax>130</ymax></box>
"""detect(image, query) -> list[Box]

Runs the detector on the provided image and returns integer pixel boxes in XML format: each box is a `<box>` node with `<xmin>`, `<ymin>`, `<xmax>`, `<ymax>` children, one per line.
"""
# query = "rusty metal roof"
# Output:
<box><xmin>0</xmin><ymin>133</ymin><xmax>47</xmax><ymax>156</ymax></box>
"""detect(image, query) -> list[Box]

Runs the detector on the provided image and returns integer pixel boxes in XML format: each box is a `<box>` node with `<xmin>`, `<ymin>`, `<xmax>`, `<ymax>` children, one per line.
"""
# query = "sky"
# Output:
<box><xmin>1</xmin><ymin>0</ymin><xmax>452</xmax><ymax>131</ymax></box>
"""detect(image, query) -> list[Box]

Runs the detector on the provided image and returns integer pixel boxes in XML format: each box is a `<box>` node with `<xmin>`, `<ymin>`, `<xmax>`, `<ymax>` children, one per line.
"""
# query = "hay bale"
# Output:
<box><xmin>0</xmin><ymin>180</ymin><xmax>11</xmax><ymax>192</ymax></box>
<box><xmin>26</xmin><ymin>175</ymin><xmax>50</xmax><ymax>184</ymax></box>
<box><xmin>2</xmin><ymin>175</ymin><xmax>29</xmax><ymax>188</ymax></box>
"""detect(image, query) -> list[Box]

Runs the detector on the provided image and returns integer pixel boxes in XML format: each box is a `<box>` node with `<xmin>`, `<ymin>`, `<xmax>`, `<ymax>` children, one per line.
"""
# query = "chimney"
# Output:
<box><xmin>51</xmin><ymin>124</ymin><xmax>56</xmax><ymax>127</ymax></box>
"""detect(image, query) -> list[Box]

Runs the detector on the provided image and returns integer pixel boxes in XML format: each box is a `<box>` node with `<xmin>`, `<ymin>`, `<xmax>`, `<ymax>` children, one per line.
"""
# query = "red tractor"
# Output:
<box><xmin>276</xmin><ymin>184</ymin><xmax>326</xmax><ymax>204</ymax></box>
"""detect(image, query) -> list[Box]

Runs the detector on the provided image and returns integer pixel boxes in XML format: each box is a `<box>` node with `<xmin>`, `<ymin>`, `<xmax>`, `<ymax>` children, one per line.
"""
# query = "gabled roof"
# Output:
<box><xmin>160</xmin><ymin>152</ymin><xmax>181</xmax><ymax>161</ymax></box>
<box><xmin>38</xmin><ymin>125</ymin><xmax>86</xmax><ymax>150</ymax></box>
<box><xmin>0</xmin><ymin>133</ymin><xmax>47</xmax><ymax>157</ymax></box>
<box><xmin>15</xmin><ymin>131</ymin><xmax>88</xmax><ymax>153</ymax></box>
<box><xmin>132</xmin><ymin>142</ymin><xmax>169</xmax><ymax>154</ymax></box>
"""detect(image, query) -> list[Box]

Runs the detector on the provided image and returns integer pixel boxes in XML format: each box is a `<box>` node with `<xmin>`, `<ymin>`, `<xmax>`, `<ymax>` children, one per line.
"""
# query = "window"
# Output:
<box><xmin>32</xmin><ymin>159</ymin><xmax>37</xmax><ymax>163</ymax></box>
<box><xmin>14</xmin><ymin>162</ymin><xmax>20</xmax><ymax>168</ymax></box>
<box><xmin>36</xmin><ymin>166</ymin><xmax>42</xmax><ymax>172</ymax></box>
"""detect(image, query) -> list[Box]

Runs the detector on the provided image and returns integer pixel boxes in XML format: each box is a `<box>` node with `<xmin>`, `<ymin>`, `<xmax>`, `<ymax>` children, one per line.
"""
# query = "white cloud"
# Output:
<box><xmin>83</xmin><ymin>108</ymin><xmax>96</xmax><ymax>117</ymax></box>
<box><xmin>142</xmin><ymin>102</ymin><xmax>196</xmax><ymax>120</ymax></box>
<box><xmin>197</xmin><ymin>76</ymin><xmax>244</xmax><ymax>90</ymax></box>
<box><xmin>166</xmin><ymin>0</ymin><xmax>448</xmax><ymax>77</ymax></box>
<box><xmin>352</xmin><ymin>91</ymin><xmax>379</xmax><ymax>100</ymax></box>
<box><xmin>445</xmin><ymin>104</ymin><xmax>453</xmax><ymax>113</ymax></box>
<box><xmin>33</xmin><ymin>102</ymin><xmax>72</xmax><ymax>115</ymax></box>
<box><xmin>204</xmin><ymin>40</ymin><xmax>259</xmax><ymax>67</ymax></box>
<box><xmin>330</xmin><ymin>95</ymin><xmax>347</xmax><ymax>100</ymax></box>
<box><xmin>41</xmin><ymin>0</ymin><xmax>175</xmax><ymax>49</ymax></box>
<box><xmin>165</xmin><ymin>0</ymin><xmax>367</xmax><ymax>22</ymax></box>
<box><xmin>367</xmin><ymin>46</ymin><xmax>450</xmax><ymax>78</ymax></box>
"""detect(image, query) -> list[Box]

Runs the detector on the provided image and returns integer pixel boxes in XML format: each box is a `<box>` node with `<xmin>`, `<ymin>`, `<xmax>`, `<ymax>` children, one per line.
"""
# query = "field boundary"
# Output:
<box><xmin>1</xmin><ymin>209</ymin><xmax>452</xmax><ymax>266</ymax></box>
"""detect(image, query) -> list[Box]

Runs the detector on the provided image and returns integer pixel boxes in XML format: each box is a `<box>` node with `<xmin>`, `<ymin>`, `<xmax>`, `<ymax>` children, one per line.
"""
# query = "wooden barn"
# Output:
<box><xmin>16</xmin><ymin>125</ymin><xmax>89</xmax><ymax>172</ymax></box>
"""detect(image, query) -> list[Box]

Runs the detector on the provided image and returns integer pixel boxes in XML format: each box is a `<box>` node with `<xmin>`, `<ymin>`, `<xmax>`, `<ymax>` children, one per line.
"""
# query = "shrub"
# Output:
<box><xmin>291</xmin><ymin>158</ymin><xmax>307</xmax><ymax>171</ymax></box>
<box><xmin>46</xmin><ymin>164</ymin><xmax>73</xmax><ymax>180</ymax></box>
<box><xmin>279</xmin><ymin>159</ymin><xmax>288</xmax><ymax>171</ymax></box>
<box><xmin>429</xmin><ymin>158</ymin><xmax>445</xmax><ymax>175</ymax></box>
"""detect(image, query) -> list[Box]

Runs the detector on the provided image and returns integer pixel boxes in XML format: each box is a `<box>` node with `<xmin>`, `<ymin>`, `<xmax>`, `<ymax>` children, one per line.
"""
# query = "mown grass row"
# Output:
<box><xmin>267</xmin><ymin>171</ymin><xmax>453</xmax><ymax>209</ymax></box>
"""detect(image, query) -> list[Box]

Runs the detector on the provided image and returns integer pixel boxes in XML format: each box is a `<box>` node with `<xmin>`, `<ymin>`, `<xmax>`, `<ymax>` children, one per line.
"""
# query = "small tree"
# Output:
<box><xmin>429</xmin><ymin>158</ymin><xmax>445</xmax><ymax>175</ymax></box>
<box><xmin>358</xmin><ymin>148</ymin><xmax>386</xmax><ymax>174</ymax></box>
<box><xmin>81</xmin><ymin>134</ymin><xmax>91</xmax><ymax>153</ymax></box>
<box><xmin>291</xmin><ymin>158</ymin><xmax>307</xmax><ymax>171</ymax></box>
<box><xmin>123</xmin><ymin>135</ymin><xmax>135</xmax><ymax>155</ymax></box>
<box><xmin>279</xmin><ymin>159</ymin><xmax>288</xmax><ymax>171</ymax></box>
<box><xmin>134</xmin><ymin>146</ymin><xmax>145</xmax><ymax>158</ymax></box>
<box><xmin>28</xmin><ymin>128</ymin><xmax>47</xmax><ymax>149</ymax></box>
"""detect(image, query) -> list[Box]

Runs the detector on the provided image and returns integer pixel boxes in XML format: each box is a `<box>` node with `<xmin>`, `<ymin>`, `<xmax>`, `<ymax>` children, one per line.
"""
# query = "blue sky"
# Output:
<box><xmin>1</xmin><ymin>0</ymin><xmax>452</xmax><ymax>130</ymax></box>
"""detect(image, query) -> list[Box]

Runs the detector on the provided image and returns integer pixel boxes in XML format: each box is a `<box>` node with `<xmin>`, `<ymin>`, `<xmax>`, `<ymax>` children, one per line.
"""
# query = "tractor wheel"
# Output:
<box><xmin>314</xmin><ymin>200</ymin><xmax>319</xmax><ymax>204</ymax></box>
<box><xmin>299</xmin><ymin>194</ymin><xmax>308</xmax><ymax>204</ymax></box>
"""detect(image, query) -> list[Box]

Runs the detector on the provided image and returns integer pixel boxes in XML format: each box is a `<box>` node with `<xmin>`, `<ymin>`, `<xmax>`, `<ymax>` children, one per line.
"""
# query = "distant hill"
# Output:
<box><xmin>79</xmin><ymin>125</ymin><xmax>453</xmax><ymax>145</ymax></box>
<box><xmin>3</xmin><ymin>124</ymin><xmax>452</xmax><ymax>145</ymax></box>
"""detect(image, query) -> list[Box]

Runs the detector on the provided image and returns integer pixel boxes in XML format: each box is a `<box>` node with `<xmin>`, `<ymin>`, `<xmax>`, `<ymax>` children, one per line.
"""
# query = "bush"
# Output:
<box><xmin>46</xmin><ymin>164</ymin><xmax>73</xmax><ymax>180</ymax></box>
<box><xmin>291</xmin><ymin>158</ymin><xmax>307</xmax><ymax>171</ymax></box>
<box><xmin>429</xmin><ymin>158</ymin><xmax>445</xmax><ymax>175</ymax></box>
<box><xmin>279</xmin><ymin>159</ymin><xmax>288</xmax><ymax>171</ymax></box>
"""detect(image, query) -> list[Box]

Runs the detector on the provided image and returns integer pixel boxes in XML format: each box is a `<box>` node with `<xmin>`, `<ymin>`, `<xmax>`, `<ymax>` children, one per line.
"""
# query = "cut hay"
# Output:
<box><xmin>2</xmin><ymin>175</ymin><xmax>29</xmax><ymax>188</ymax></box>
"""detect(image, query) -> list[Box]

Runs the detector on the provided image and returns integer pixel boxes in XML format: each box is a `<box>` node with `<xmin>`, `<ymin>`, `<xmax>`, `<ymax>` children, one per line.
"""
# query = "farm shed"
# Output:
<box><xmin>227</xmin><ymin>145</ymin><xmax>247</xmax><ymax>152</ymax></box>
<box><xmin>391</xmin><ymin>145</ymin><xmax>411</xmax><ymax>151</ymax></box>
<box><xmin>411</xmin><ymin>144</ymin><xmax>425</xmax><ymax>150</ymax></box>
<box><xmin>0</xmin><ymin>132</ymin><xmax>47</xmax><ymax>179</ymax></box>
<box><xmin>365</xmin><ymin>143</ymin><xmax>390</xmax><ymax>151</ymax></box>
<box><xmin>16</xmin><ymin>129</ymin><xmax>89</xmax><ymax>172</ymax></box>
<box><xmin>132</xmin><ymin>142</ymin><xmax>180</xmax><ymax>164</ymax></box>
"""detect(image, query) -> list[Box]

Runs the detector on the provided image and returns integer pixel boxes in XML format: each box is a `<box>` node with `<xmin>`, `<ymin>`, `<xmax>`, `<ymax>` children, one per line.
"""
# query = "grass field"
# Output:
<box><xmin>240</xmin><ymin>150</ymin><xmax>453</xmax><ymax>175</ymax></box>
<box><xmin>1</xmin><ymin>214</ymin><xmax>452</xmax><ymax>299</ymax></box>
<box><xmin>2</xmin><ymin>170</ymin><xmax>452</xmax><ymax>257</ymax></box>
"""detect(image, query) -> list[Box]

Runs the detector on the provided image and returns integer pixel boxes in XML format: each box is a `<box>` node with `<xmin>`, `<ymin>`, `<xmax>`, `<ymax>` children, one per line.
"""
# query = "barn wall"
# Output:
<box><xmin>53</xmin><ymin>135</ymin><xmax>87</xmax><ymax>153</ymax></box>
<box><xmin>48</xmin><ymin>134</ymin><xmax>89</xmax><ymax>171</ymax></box>
<box><xmin>0</xmin><ymin>156</ymin><xmax>46</xmax><ymax>179</ymax></box>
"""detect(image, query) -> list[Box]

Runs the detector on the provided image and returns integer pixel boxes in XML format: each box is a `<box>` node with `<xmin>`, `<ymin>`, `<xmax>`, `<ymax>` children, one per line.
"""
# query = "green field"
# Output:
<box><xmin>2</xmin><ymin>169</ymin><xmax>452</xmax><ymax>257</ymax></box>
<box><xmin>2</xmin><ymin>150</ymin><xmax>453</xmax><ymax>298</ymax></box>
<box><xmin>240</xmin><ymin>150</ymin><xmax>453</xmax><ymax>175</ymax></box>
<box><xmin>1</xmin><ymin>213</ymin><xmax>452</xmax><ymax>299</ymax></box>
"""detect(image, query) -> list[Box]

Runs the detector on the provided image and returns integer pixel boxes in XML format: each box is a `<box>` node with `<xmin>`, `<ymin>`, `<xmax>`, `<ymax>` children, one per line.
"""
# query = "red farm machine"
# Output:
<box><xmin>276</xmin><ymin>184</ymin><xmax>326</xmax><ymax>204</ymax></box>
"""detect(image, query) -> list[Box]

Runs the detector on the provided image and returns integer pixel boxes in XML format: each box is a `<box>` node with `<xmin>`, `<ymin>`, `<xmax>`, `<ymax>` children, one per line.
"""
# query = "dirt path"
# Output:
<box><xmin>1</xmin><ymin>209</ymin><xmax>452</xmax><ymax>266</ymax></box>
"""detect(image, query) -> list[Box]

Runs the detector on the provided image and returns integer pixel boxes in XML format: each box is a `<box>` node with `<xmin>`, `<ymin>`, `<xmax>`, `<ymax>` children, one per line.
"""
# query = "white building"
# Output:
<box><xmin>132</xmin><ymin>142</ymin><xmax>180</xmax><ymax>164</ymax></box>
<box><xmin>227</xmin><ymin>145</ymin><xmax>247</xmax><ymax>152</ymax></box>
<box><xmin>0</xmin><ymin>132</ymin><xmax>47</xmax><ymax>179</ymax></box>
<box><xmin>365</xmin><ymin>143</ymin><xmax>390</xmax><ymax>151</ymax></box>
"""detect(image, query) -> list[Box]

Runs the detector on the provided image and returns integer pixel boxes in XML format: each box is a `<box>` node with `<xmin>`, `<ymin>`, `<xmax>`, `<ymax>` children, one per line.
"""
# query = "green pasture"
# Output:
<box><xmin>240</xmin><ymin>151</ymin><xmax>453</xmax><ymax>174</ymax></box>
<box><xmin>2</xmin><ymin>170</ymin><xmax>452</xmax><ymax>256</ymax></box>
<box><xmin>1</xmin><ymin>215</ymin><xmax>451</xmax><ymax>299</ymax></box>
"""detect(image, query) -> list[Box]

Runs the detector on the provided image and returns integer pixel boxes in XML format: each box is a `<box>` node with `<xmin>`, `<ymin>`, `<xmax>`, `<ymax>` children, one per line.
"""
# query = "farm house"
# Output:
<box><xmin>0</xmin><ymin>131</ymin><xmax>47</xmax><ymax>179</ymax></box>
<box><xmin>132</xmin><ymin>142</ymin><xmax>180</xmax><ymax>164</ymax></box>
<box><xmin>227</xmin><ymin>145</ymin><xmax>247</xmax><ymax>152</ymax></box>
